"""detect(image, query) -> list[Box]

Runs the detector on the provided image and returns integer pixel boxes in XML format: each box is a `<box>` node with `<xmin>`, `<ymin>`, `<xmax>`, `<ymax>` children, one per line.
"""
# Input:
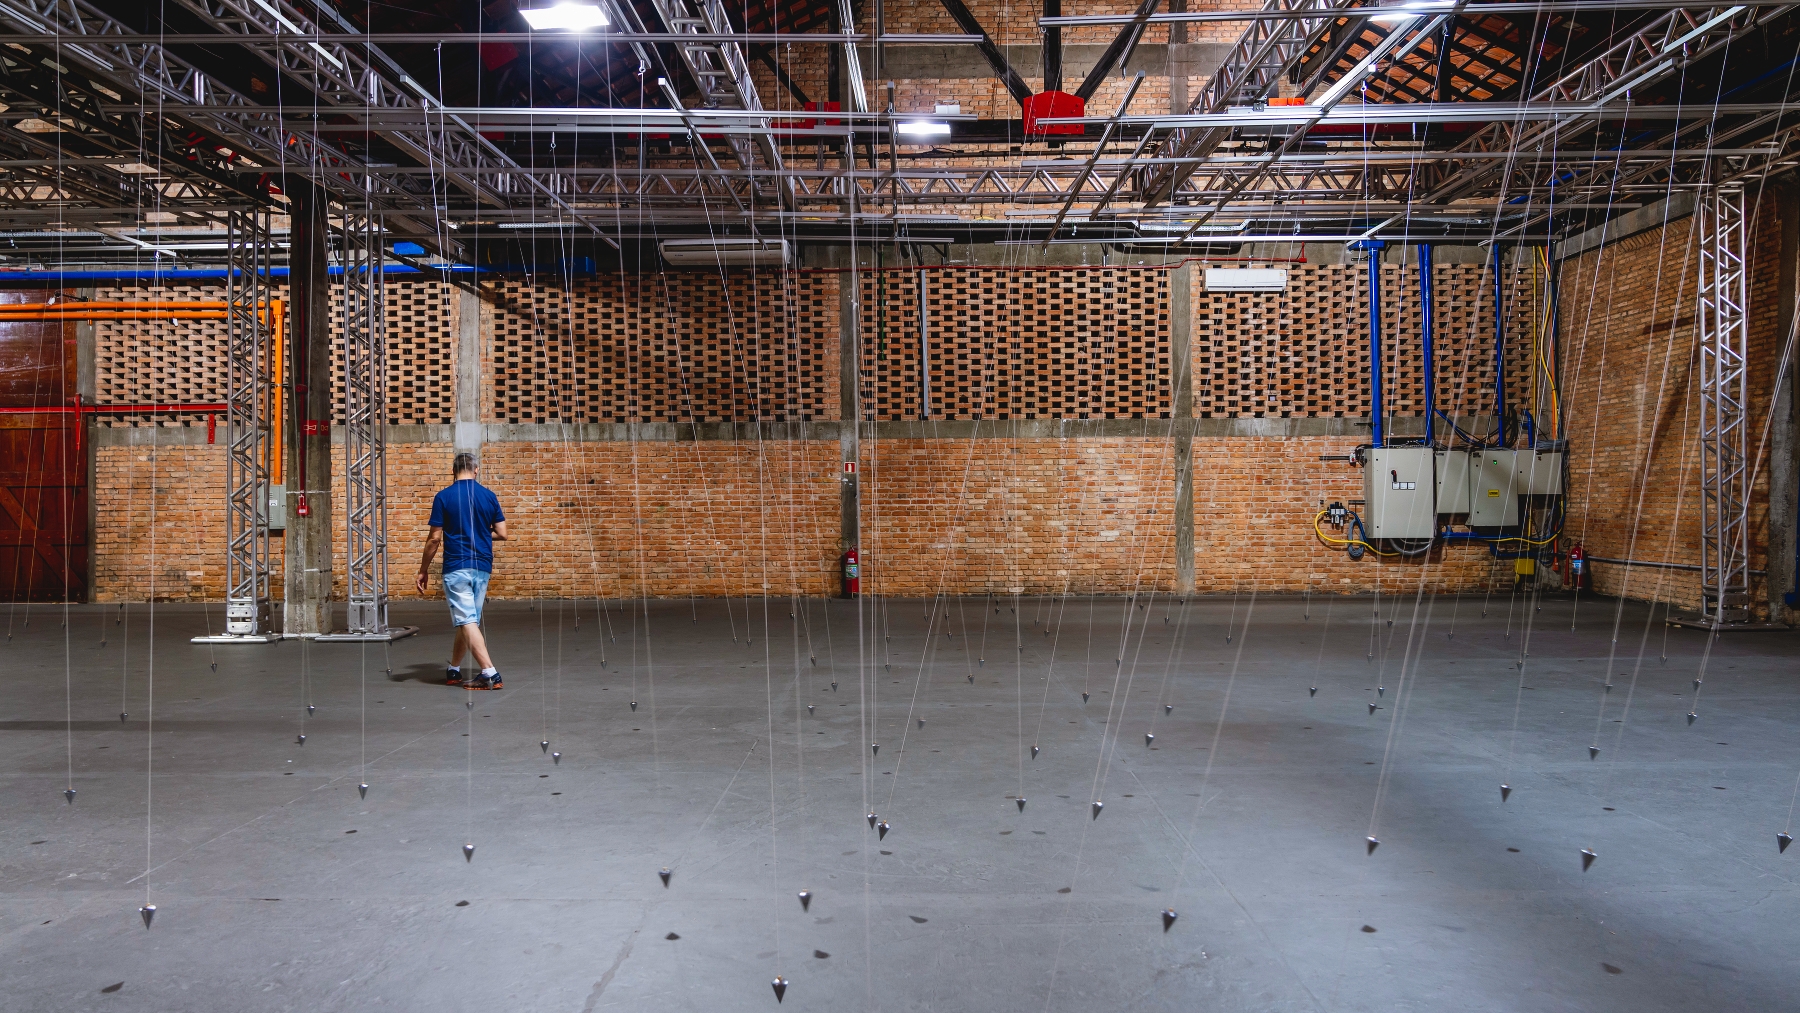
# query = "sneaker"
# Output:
<box><xmin>463</xmin><ymin>672</ymin><xmax>503</xmax><ymax>691</ymax></box>
<box><xmin>445</xmin><ymin>667</ymin><xmax>463</xmax><ymax>686</ymax></box>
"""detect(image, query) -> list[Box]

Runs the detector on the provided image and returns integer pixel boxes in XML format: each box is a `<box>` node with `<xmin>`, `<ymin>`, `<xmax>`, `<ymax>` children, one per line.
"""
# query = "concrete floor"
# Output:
<box><xmin>3</xmin><ymin>592</ymin><xmax>1797</xmax><ymax>1012</ymax></box>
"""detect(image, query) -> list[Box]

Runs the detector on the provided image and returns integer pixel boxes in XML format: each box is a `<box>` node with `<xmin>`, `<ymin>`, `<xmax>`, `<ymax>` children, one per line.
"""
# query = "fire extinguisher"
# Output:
<box><xmin>1568</xmin><ymin>542</ymin><xmax>1590</xmax><ymax>591</ymax></box>
<box><xmin>841</xmin><ymin>547</ymin><xmax>860</xmax><ymax>599</ymax></box>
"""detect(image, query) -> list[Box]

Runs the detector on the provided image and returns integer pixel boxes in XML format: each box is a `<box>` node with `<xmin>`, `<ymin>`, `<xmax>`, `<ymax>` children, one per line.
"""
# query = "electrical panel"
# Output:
<box><xmin>1469</xmin><ymin>451</ymin><xmax>1521</xmax><ymax>527</ymax></box>
<box><xmin>1362</xmin><ymin>447</ymin><xmax>1436</xmax><ymax>540</ymax></box>
<box><xmin>1434</xmin><ymin>451</ymin><xmax>1472</xmax><ymax>513</ymax></box>
<box><xmin>1513</xmin><ymin>450</ymin><xmax>1564</xmax><ymax>495</ymax></box>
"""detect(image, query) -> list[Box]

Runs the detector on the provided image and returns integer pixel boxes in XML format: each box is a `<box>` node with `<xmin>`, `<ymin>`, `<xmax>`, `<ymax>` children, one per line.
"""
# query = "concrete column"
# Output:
<box><xmin>838</xmin><ymin>244</ymin><xmax>861</xmax><ymax>556</ymax></box>
<box><xmin>283</xmin><ymin>187</ymin><xmax>334</xmax><ymax>635</ymax></box>
<box><xmin>1770</xmin><ymin>184</ymin><xmax>1798</xmax><ymax>623</ymax></box>
<box><xmin>1167</xmin><ymin>0</ymin><xmax>1188</xmax><ymax>114</ymax></box>
<box><xmin>1171</xmin><ymin>263</ymin><xmax>1195</xmax><ymax>595</ymax></box>
<box><xmin>455</xmin><ymin>285</ymin><xmax>484</xmax><ymax>461</ymax></box>
<box><xmin>75</xmin><ymin>288</ymin><xmax>95</xmax><ymax>601</ymax></box>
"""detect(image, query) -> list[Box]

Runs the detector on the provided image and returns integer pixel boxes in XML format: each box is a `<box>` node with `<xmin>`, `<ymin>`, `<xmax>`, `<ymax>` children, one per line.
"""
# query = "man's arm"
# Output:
<box><xmin>416</xmin><ymin>526</ymin><xmax>443</xmax><ymax>594</ymax></box>
<box><xmin>491</xmin><ymin>520</ymin><xmax>509</xmax><ymax>542</ymax></box>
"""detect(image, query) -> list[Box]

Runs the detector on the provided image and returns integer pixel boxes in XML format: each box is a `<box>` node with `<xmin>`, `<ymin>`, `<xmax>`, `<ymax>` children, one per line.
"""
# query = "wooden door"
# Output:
<box><xmin>0</xmin><ymin>291</ymin><xmax>85</xmax><ymax>602</ymax></box>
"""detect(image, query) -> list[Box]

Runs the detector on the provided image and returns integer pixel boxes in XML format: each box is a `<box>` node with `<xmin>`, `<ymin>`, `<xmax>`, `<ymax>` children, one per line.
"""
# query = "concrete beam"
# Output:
<box><xmin>857</xmin><ymin>42</ymin><xmax>1229</xmax><ymax>82</ymax></box>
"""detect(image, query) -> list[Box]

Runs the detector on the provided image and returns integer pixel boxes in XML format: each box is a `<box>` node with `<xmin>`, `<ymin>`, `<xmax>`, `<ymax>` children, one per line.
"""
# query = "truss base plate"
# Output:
<box><xmin>191</xmin><ymin>633</ymin><xmax>282</xmax><ymax>644</ymax></box>
<box><xmin>312</xmin><ymin>626</ymin><xmax>420</xmax><ymax>643</ymax></box>
<box><xmin>1664</xmin><ymin>616</ymin><xmax>1792</xmax><ymax>633</ymax></box>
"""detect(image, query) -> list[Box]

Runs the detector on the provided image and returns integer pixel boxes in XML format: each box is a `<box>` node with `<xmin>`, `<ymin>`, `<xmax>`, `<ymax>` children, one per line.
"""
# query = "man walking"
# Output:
<box><xmin>417</xmin><ymin>453</ymin><xmax>509</xmax><ymax>690</ymax></box>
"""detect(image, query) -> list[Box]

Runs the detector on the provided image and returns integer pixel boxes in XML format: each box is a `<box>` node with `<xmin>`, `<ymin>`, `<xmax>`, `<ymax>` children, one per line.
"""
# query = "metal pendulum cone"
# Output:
<box><xmin>1377</xmin><ymin>686</ymin><xmax>1384</xmax><ymax>698</ymax></box>
<box><xmin>659</xmin><ymin>868</ymin><xmax>672</xmax><ymax>887</ymax></box>
<box><xmin>874</xmin><ymin>819</ymin><xmax>892</xmax><ymax>840</ymax></box>
<box><xmin>867</xmin><ymin>813</ymin><xmax>878</xmax><ymax>828</ymax></box>
<box><xmin>297</xmin><ymin>734</ymin><xmax>307</xmax><ymax>745</ymax></box>
<box><xmin>630</xmin><ymin>701</ymin><xmax>637</xmax><ymax>711</ymax></box>
<box><xmin>552</xmin><ymin>752</ymin><xmax>561</xmax><ymax>765</ymax></box>
<box><xmin>1030</xmin><ymin>745</ymin><xmax>1039</xmax><ymax>760</ymax></box>
<box><xmin>1365</xmin><ymin>836</ymin><xmax>1379</xmax><ymax>855</ymax></box>
<box><xmin>307</xmin><ymin>704</ymin><xmax>315</xmax><ymax>715</ymax></box>
<box><xmin>210</xmin><ymin>662</ymin><xmax>216</xmax><ymax>672</ymax></box>
<box><xmin>139</xmin><ymin>904</ymin><xmax>155</xmax><ymax>929</ymax></box>
<box><xmin>872</xmin><ymin>744</ymin><xmax>879</xmax><ymax>757</ymax></box>
<box><xmin>977</xmin><ymin>659</ymin><xmax>983</xmax><ymax>668</ymax></box>
<box><xmin>917</xmin><ymin>718</ymin><xmax>924</xmax><ymax>729</ymax></box>
<box><xmin>63</xmin><ymin>788</ymin><xmax>75</xmax><ymax>804</ymax></box>
<box><xmin>1588</xmin><ymin>746</ymin><xmax>1600</xmax><ymax>759</ymax></box>
<box><xmin>830</xmin><ymin>681</ymin><xmax>838</xmax><ymax>692</ymax></box>
<box><xmin>807</xmin><ymin>705</ymin><xmax>815</xmax><ymax>714</ymax></box>
<box><xmin>358</xmin><ymin>783</ymin><xmax>369</xmax><ymax>799</ymax></box>
<box><xmin>1693</xmin><ymin>679</ymin><xmax>1703</xmax><ymax>690</ymax></box>
<box><xmin>1144</xmin><ymin>733</ymin><xmax>1155</xmax><ymax>746</ymax></box>
<box><xmin>771</xmin><ymin>976</ymin><xmax>788</xmax><ymax>1003</ymax></box>
<box><xmin>1081</xmin><ymin>692</ymin><xmax>1090</xmax><ymax>703</ymax></box>
<box><xmin>1687</xmin><ymin>713</ymin><xmax>1697</xmax><ymax>725</ymax></box>
<box><xmin>1604</xmin><ymin>684</ymin><xmax>1613</xmax><ymax>693</ymax></box>
<box><xmin>1091</xmin><ymin>801</ymin><xmax>1104</xmax><ymax>820</ymax></box>
<box><xmin>120</xmin><ymin>712</ymin><xmax>127</xmax><ymax>722</ymax></box>
<box><xmin>1368</xmin><ymin>703</ymin><xmax>1378</xmax><ymax>715</ymax></box>
<box><xmin>1580</xmin><ymin>848</ymin><xmax>1597</xmax><ymax>872</ymax></box>
<box><xmin>541</xmin><ymin>741</ymin><xmax>550</xmax><ymax>753</ymax></box>
<box><xmin>968</xmin><ymin>674</ymin><xmax>975</xmax><ymax>683</ymax></box>
<box><xmin>1309</xmin><ymin>687</ymin><xmax>1317</xmax><ymax>697</ymax></box>
<box><xmin>1016</xmin><ymin>798</ymin><xmax>1026</xmax><ymax>812</ymax></box>
<box><xmin>1164</xmin><ymin>704</ymin><xmax>1173</xmax><ymax>715</ymax></box>
<box><xmin>810</xmin><ymin>656</ymin><xmax>816</xmax><ymax>665</ymax></box>
<box><xmin>1499</xmin><ymin>784</ymin><xmax>1511</xmax><ymax>802</ymax></box>
<box><xmin>1161</xmin><ymin>909</ymin><xmax>1177</xmax><ymax>932</ymax></box>
<box><xmin>466</xmin><ymin>699</ymin><xmax>474</xmax><ymax>709</ymax></box>
<box><xmin>463</xmin><ymin>844</ymin><xmax>476</xmax><ymax>862</ymax></box>
<box><xmin>797</xmin><ymin>890</ymin><xmax>811</xmax><ymax>911</ymax></box>
<box><xmin>1778</xmin><ymin>832</ymin><xmax>1793</xmax><ymax>854</ymax></box>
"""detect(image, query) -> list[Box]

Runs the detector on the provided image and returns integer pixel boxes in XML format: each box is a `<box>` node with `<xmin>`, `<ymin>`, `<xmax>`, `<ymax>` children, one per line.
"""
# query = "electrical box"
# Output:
<box><xmin>1512</xmin><ymin>450</ymin><xmax>1564</xmax><ymax>495</ymax></box>
<box><xmin>1362</xmin><ymin>447</ymin><xmax>1436</xmax><ymax>540</ymax></box>
<box><xmin>1434</xmin><ymin>450</ymin><xmax>1472</xmax><ymax>513</ymax></box>
<box><xmin>1469</xmin><ymin>451</ymin><xmax>1522</xmax><ymax>528</ymax></box>
<box><xmin>265</xmin><ymin>482</ymin><xmax>287</xmax><ymax>531</ymax></box>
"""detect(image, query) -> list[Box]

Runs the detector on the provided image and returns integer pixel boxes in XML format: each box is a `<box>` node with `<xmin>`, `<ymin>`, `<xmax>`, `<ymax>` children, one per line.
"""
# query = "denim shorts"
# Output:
<box><xmin>442</xmin><ymin>568</ymin><xmax>490</xmax><ymax>627</ymax></box>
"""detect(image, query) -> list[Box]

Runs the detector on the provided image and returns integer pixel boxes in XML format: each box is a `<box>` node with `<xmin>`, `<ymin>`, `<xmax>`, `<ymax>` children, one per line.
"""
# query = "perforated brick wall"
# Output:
<box><xmin>490</xmin><ymin>273</ymin><xmax>839</xmax><ymax>424</ymax></box>
<box><xmin>860</xmin><ymin>267</ymin><xmax>1173</xmax><ymax>420</ymax></box>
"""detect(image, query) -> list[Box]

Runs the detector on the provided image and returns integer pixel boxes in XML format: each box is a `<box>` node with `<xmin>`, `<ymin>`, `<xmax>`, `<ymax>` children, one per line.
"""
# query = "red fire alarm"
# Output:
<box><xmin>843</xmin><ymin>461</ymin><xmax>857</xmax><ymax>474</ymax></box>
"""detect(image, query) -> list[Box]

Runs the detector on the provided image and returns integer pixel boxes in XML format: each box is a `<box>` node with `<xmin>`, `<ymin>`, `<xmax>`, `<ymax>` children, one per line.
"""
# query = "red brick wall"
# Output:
<box><xmin>93</xmin><ymin>444</ymin><xmax>230</xmax><ymax>603</ymax></box>
<box><xmin>1560</xmin><ymin>198</ymin><xmax>1787</xmax><ymax>614</ymax></box>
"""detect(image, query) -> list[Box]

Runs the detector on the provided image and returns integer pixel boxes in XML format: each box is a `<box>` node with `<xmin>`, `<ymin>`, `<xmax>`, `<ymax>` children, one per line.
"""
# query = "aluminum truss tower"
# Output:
<box><xmin>195</xmin><ymin>210</ymin><xmax>279</xmax><ymax>643</ymax></box>
<box><xmin>320</xmin><ymin>209</ymin><xmax>415</xmax><ymax>642</ymax></box>
<box><xmin>1696</xmin><ymin>186</ymin><xmax>1752</xmax><ymax>625</ymax></box>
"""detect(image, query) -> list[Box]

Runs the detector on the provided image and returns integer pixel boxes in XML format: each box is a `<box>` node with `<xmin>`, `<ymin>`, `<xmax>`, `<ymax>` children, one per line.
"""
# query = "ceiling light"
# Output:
<box><xmin>1368</xmin><ymin>3</ymin><xmax>1427</xmax><ymax>24</ymax></box>
<box><xmin>896</xmin><ymin>120</ymin><xmax>951</xmax><ymax>138</ymax></box>
<box><xmin>520</xmin><ymin>4</ymin><xmax>609</xmax><ymax>30</ymax></box>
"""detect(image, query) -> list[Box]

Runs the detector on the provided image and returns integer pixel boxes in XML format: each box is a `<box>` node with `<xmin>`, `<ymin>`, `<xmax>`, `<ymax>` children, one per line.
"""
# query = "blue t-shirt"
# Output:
<box><xmin>429</xmin><ymin>479</ymin><xmax>505</xmax><ymax>574</ymax></box>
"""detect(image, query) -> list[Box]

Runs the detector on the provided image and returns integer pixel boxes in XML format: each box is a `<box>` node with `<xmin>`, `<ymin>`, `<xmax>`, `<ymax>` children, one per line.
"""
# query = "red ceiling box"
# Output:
<box><xmin>1024</xmin><ymin>91</ymin><xmax>1084</xmax><ymax>136</ymax></box>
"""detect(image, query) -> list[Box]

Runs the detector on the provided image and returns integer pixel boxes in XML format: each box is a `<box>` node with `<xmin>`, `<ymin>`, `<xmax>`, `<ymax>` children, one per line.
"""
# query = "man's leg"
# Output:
<box><xmin>461</xmin><ymin>622</ymin><xmax>495</xmax><ymax>671</ymax></box>
<box><xmin>450</xmin><ymin>625</ymin><xmax>469</xmax><ymax>667</ymax></box>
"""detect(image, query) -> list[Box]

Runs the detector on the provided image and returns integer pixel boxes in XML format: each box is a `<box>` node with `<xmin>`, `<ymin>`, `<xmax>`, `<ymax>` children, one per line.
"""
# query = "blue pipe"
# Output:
<box><xmin>1492</xmin><ymin>244</ymin><xmax>1507</xmax><ymax>447</ymax></box>
<box><xmin>1419</xmin><ymin>244</ymin><xmax>1435</xmax><ymax>446</ymax></box>
<box><xmin>1351</xmin><ymin>240</ymin><xmax>1387</xmax><ymax>447</ymax></box>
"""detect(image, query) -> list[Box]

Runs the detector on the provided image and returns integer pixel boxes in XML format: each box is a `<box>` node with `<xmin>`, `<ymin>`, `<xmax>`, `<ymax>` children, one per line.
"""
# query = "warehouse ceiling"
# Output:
<box><xmin>0</xmin><ymin>0</ymin><xmax>1797</xmax><ymax>269</ymax></box>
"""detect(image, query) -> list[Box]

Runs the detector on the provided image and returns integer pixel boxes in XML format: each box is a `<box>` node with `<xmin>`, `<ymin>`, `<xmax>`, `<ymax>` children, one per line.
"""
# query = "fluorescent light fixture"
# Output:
<box><xmin>1369</xmin><ymin>3</ymin><xmax>1427</xmax><ymax>24</ymax></box>
<box><xmin>521</xmin><ymin>3</ymin><xmax>610</xmax><ymax>30</ymax></box>
<box><xmin>896</xmin><ymin>120</ymin><xmax>952</xmax><ymax>137</ymax></box>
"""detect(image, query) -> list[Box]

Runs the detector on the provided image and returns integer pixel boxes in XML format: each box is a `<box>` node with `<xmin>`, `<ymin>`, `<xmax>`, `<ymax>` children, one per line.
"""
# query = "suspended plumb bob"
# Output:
<box><xmin>1309</xmin><ymin>687</ymin><xmax>1317</xmax><ymax>697</ymax></box>
<box><xmin>1082</xmin><ymin>692</ymin><xmax>1090</xmax><ymax>703</ymax></box>
<box><xmin>1145</xmin><ymin>733</ymin><xmax>1155</xmax><ymax>746</ymax></box>
<box><xmin>1016</xmin><ymin>798</ymin><xmax>1027</xmax><ymax>812</ymax></box>
<box><xmin>139</xmin><ymin>904</ymin><xmax>155</xmax><ymax>929</ymax></box>
<box><xmin>307</xmin><ymin>704</ymin><xmax>315</xmax><ymax>715</ymax></box>
<box><xmin>831</xmin><ymin>681</ymin><xmax>838</xmax><ymax>692</ymax></box>
<box><xmin>1091</xmin><ymin>801</ymin><xmax>1104</xmax><ymax>820</ymax></box>
<box><xmin>1581</xmin><ymin>848</ymin><xmax>1597</xmax><ymax>872</ymax></box>
<box><xmin>297</xmin><ymin>734</ymin><xmax>307</xmax><ymax>744</ymax></box>
<box><xmin>1589</xmin><ymin>746</ymin><xmax>1601</xmax><ymax>759</ymax></box>
<box><xmin>552</xmin><ymin>752</ymin><xmax>562</xmax><ymax>764</ymax></box>
<box><xmin>797</xmin><ymin>890</ymin><xmax>811</xmax><ymax>911</ymax></box>
<box><xmin>1365</xmin><ymin>837</ymin><xmax>1379</xmax><ymax>855</ymax></box>
<box><xmin>466</xmin><ymin>699</ymin><xmax>474</xmax><ymax>709</ymax></box>
<box><xmin>463</xmin><ymin>843</ymin><xmax>476</xmax><ymax>862</ymax></box>
<box><xmin>917</xmin><ymin>718</ymin><xmax>925</xmax><ymax>728</ymax></box>
<box><xmin>872</xmin><ymin>744</ymin><xmax>880</xmax><ymax>757</ymax></box>
<box><xmin>1687</xmin><ymin>713</ymin><xmax>1698</xmax><ymax>725</ymax></box>
<box><xmin>1165</xmin><ymin>704</ymin><xmax>1173</xmax><ymax>715</ymax></box>
<box><xmin>807</xmin><ymin>705</ymin><xmax>815</xmax><ymax>714</ymax></box>
<box><xmin>1368</xmin><ymin>703</ymin><xmax>1378</xmax><ymax>715</ymax></box>
<box><xmin>63</xmin><ymin>788</ymin><xmax>75</xmax><ymax>804</ymax></box>
<box><xmin>358</xmin><ymin>783</ymin><xmax>369</xmax><ymax>799</ymax></box>
<box><xmin>120</xmin><ymin>712</ymin><xmax>127</xmax><ymax>722</ymax></box>
<box><xmin>630</xmin><ymin>701</ymin><xmax>638</xmax><ymax>711</ymax></box>
<box><xmin>659</xmin><ymin>868</ymin><xmax>672</xmax><ymax>887</ymax></box>
<box><xmin>1161</xmin><ymin>909</ymin><xmax>1178</xmax><ymax>932</ymax></box>
<box><xmin>867</xmin><ymin>813</ymin><xmax>878</xmax><ymax>828</ymax></box>
<box><xmin>541</xmin><ymin>741</ymin><xmax>550</xmax><ymax>753</ymax></box>
<box><xmin>771</xmin><ymin>976</ymin><xmax>788</xmax><ymax>1003</ymax></box>
<box><xmin>1499</xmin><ymin>784</ymin><xmax>1511</xmax><ymax>802</ymax></box>
<box><xmin>1031</xmin><ymin>745</ymin><xmax>1039</xmax><ymax>760</ymax></box>
<box><xmin>1779</xmin><ymin>832</ymin><xmax>1793</xmax><ymax>854</ymax></box>
<box><xmin>877</xmin><ymin>821</ymin><xmax>890</xmax><ymax>840</ymax></box>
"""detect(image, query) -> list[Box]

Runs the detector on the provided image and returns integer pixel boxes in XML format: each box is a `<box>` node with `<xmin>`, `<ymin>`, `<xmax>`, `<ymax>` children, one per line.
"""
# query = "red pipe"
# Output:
<box><xmin>0</xmin><ymin>403</ymin><xmax>229</xmax><ymax>414</ymax></box>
